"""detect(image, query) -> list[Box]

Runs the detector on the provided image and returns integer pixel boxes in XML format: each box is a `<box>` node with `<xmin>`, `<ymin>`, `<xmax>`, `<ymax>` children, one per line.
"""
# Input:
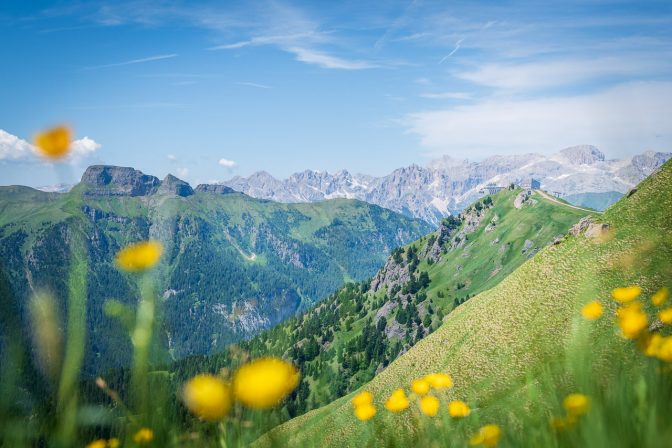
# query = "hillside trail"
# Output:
<box><xmin>534</xmin><ymin>189</ymin><xmax>601</xmax><ymax>214</ymax></box>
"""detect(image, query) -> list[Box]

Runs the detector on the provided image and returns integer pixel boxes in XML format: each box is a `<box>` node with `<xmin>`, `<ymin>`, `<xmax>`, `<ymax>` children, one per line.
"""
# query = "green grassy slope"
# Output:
<box><xmin>169</xmin><ymin>186</ymin><xmax>591</xmax><ymax>443</ymax></box>
<box><xmin>261</xmin><ymin>161</ymin><xmax>672</xmax><ymax>447</ymax></box>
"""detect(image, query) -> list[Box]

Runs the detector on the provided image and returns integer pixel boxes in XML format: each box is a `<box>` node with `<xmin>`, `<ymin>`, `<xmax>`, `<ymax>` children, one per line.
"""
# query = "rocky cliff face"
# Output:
<box><xmin>157</xmin><ymin>174</ymin><xmax>194</xmax><ymax>197</ymax></box>
<box><xmin>81</xmin><ymin>165</ymin><xmax>161</xmax><ymax>196</ymax></box>
<box><xmin>220</xmin><ymin>147</ymin><xmax>671</xmax><ymax>225</ymax></box>
<box><xmin>195</xmin><ymin>184</ymin><xmax>237</xmax><ymax>194</ymax></box>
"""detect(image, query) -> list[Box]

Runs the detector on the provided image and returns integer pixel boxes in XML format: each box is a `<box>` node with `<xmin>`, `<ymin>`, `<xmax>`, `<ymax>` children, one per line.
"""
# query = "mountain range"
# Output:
<box><xmin>221</xmin><ymin>146</ymin><xmax>671</xmax><ymax>224</ymax></box>
<box><xmin>0</xmin><ymin>165</ymin><xmax>430</xmax><ymax>374</ymax></box>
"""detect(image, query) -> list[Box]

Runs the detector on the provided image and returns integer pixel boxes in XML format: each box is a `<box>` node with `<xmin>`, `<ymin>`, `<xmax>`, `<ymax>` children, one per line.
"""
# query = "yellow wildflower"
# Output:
<box><xmin>115</xmin><ymin>241</ymin><xmax>163</xmax><ymax>272</ymax></box>
<box><xmin>659</xmin><ymin>308</ymin><xmax>672</xmax><ymax>324</ymax></box>
<box><xmin>354</xmin><ymin>403</ymin><xmax>376</xmax><ymax>421</ymax></box>
<box><xmin>581</xmin><ymin>301</ymin><xmax>603</xmax><ymax>320</ymax></box>
<box><xmin>183</xmin><ymin>374</ymin><xmax>232</xmax><ymax>421</ymax></box>
<box><xmin>411</xmin><ymin>378</ymin><xmax>430</xmax><ymax>395</ymax></box>
<box><xmin>133</xmin><ymin>428</ymin><xmax>154</xmax><ymax>444</ymax></box>
<box><xmin>657</xmin><ymin>336</ymin><xmax>672</xmax><ymax>362</ymax></box>
<box><xmin>233</xmin><ymin>357</ymin><xmax>300</xmax><ymax>409</ymax></box>
<box><xmin>34</xmin><ymin>125</ymin><xmax>71</xmax><ymax>159</ymax></box>
<box><xmin>611</xmin><ymin>285</ymin><xmax>641</xmax><ymax>303</ymax></box>
<box><xmin>617</xmin><ymin>303</ymin><xmax>648</xmax><ymax>339</ymax></box>
<box><xmin>85</xmin><ymin>440</ymin><xmax>107</xmax><ymax>448</ymax></box>
<box><xmin>423</xmin><ymin>373</ymin><xmax>453</xmax><ymax>389</ymax></box>
<box><xmin>469</xmin><ymin>424</ymin><xmax>502</xmax><ymax>447</ymax></box>
<box><xmin>652</xmin><ymin>287</ymin><xmax>669</xmax><ymax>306</ymax></box>
<box><xmin>643</xmin><ymin>333</ymin><xmax>663</xmax><ymax>357</ymax></box>
<box><xmin>448</xmin><ymin>400</ymin><xmax>471</xmax><ymax>418</ymax></box>
<box><xmin>384</xmin><ymin>388</ymin><xmax>410</xmax><ymax>412</ymax></box>
<box><xmin>563</xmin><ymin>393</ymin><xmax>589</xmax><ymax>417</ymax></box>
<box><xmin>419</xmin><ymin>395</ymin><xmax>440</xmax><ymax>417</ymax></box>
<box><xmin>108</xmin><ymin>439</ymin><xmax>120</xmax><ymax>448</ymax></box>
<box><xmin>352</xmin><ymin>390</ymin><xmax>373</xmax><ymax>407</ymax></box>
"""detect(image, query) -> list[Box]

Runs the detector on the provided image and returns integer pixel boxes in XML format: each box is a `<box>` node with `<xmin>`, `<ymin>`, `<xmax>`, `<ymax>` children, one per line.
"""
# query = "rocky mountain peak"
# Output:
<box><xmin>195</xmin><ymin>184</ymin><xmax>237</xmax><ymax>194</ymax></box>
<box><xmin>80</xmin><ymin>165</ymin><xmax>160</xmax><ymax>196</ymax></box>
<box><xmin>157</xmin><ymin>174</ymin><xmax>194</xmax><ymax>197</ymax></box>
<box><xmin>558</xmin><ymin>145</ymin><xmax>605</xmax><ymax>165</ymax></box>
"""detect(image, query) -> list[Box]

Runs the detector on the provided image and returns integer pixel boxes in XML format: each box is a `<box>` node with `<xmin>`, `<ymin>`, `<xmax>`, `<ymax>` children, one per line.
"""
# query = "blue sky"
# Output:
<box><xmin>1</xmin><ymin>0</ymin><xmax>671</xmax><ymax>187</ymax></box>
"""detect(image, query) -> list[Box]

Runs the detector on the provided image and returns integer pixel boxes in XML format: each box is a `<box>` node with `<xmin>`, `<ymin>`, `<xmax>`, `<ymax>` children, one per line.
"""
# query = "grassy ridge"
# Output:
<box><xmin>261</xmin><ymin>162</ymin><xmax>672</xmax><ymax>447</ymax></box>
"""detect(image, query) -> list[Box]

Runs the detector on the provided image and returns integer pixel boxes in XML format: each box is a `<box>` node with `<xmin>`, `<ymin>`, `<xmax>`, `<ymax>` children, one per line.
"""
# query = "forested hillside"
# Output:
<box><xmin>0</xmin><ymin>166</ymin><xmax>430</xmax><ymax>374</ymax></box>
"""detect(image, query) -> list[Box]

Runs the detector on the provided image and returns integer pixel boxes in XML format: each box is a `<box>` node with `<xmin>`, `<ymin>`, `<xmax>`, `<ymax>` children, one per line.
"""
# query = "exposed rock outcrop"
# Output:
<box><xmin>157</xmin><ymin>174</ymin><xmax>194</xmax><ymax>197</ymax></box>
<box><xmin>81</xmin><ymin>165</ymin><xmax>160</xmax><ymax>196</ymax></box>
<box><xmin>195</xmin><ymin>184</ymin><xmax>238</xmax><ymax>194</ymax></box>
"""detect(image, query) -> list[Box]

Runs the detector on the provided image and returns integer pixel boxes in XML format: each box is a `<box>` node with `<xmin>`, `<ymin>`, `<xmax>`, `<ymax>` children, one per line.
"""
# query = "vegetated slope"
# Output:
<box><xmin>263</xmin><ymin>160</ymin><xmax>672</xmax><ymax>447</ymax></box>
<box><xmin>172</xmin><ymin>186</ymin><xmax>589</xmax><ymax>436</ymax></box>
<box><xmin>0</xmin><ymin>166</ymin><xmax>430</xmax><ymax>375</ymax></box>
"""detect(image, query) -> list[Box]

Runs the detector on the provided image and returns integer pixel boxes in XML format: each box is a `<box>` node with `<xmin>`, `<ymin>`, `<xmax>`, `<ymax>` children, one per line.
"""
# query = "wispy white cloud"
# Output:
<box><xmin>439</xmin><ymin>38</ymin><xmax>464</xmax><ymax>64</ymax></box>
<box><xmin>0</xmin><ymin>129</ymin><xmax>102</xmax><ymax>162</ymax></box>
<box><xmin>456</xmin><ymin>56</ymin><xmax>672</xmax><ymax>91</ymax></box>
<box><xmin>167</xmin><ymin>154</ymin><xmax>177</xmax><ymax>161</ymax></box>
<box><xmin>218</xmin><ymin>158</ymin><xmax>236</xmax><ymax>168</ymax></box>
<box><xmin>85</xmin><ymin>53</ymin><xmax>177</xmax><ymax>70</ymax></box>
<box><xmin>288</xmin><ymin>47</ymin><xmax>380</xmax><ymax>70</ymax></box>
<box><xmin>405</xmin><ymin>82</ymin><xmax>672</xmax><ymax>158</ymax></box>
<box><xmin>420</xmin><ymin>92</ymin><xmax>471</xmax><ymax>100</ymax></box>
<box><xmin>236</xmin><ymin>81</ymin><xmax>271</xmax><ymax>89</ymax></box>
<box><xmin>175</xmin><ymin>167</ymin><xmax>189</xmax><ymax>179</ymax></box>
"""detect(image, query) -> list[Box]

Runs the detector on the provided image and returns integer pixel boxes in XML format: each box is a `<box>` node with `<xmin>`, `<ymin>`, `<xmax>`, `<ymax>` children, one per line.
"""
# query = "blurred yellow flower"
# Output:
<box><xmin>469</xmin><ymin>424</ymin><xmax>502</xmax><ymax>447</ymax></box>
<box><xmin>85</xmin><ymin>440</ymin><xmax>107</xmax><ymax>448</ymax></box>
<box><xmin>643</xmin><ymin>333</ymin><xmax>663</xmax><ymax>357</ymax></box>
<box><xmin>411</xmin><ymin>378</ymin><xmax>430</xmax><ymax>395</ymax></box>
<box><xmin>657</xmin><ymin>337</ymin><xmax>672</xmax><ymax>362</ymax></box>
<box><xmin>581</xmin><ymin>301</ymin><xmax>603</xmax><ymax>320</ymax></box>
<box><xmin>354</xmin><ymin>403</ymin><xmax>376</xmax><ymax>421</ymax></box>
<box><xmin>34</xmin><ymin>125</ymin><xmax>71</xmax><ymax>159</ymax></box>
<box><xmin>563</xmin><ymin>393</ymin><xmax>589</xmax><ymax>417</ymax></box>
<box><xmin>183</xmin><ymin>374</ymin><xmax>232</xmax><ymax>421</ymax></box>
<box><xmin>352</xmin><ymin>390</ymin><xmax>373</xmax><ymax>407</ymax></box>
<box><xmin>652</xmin><ymin>287</ymin><xmax>669</xmax><ymax>307</ymax></box>
<box><xmin>419</xmin><ymin>395</ymin><xmax>440</xmax><ymax>417</ymax></box>
<box><xmin>133</xmin><ymin>428</ymin><xmax>154</xmax><ymax>444</ymax></box>
<box><xmin>611</xmin><ymin>285</ymin><xmax>641</xmax><ymax>303</ymax></box>
<box><xmin>448</xmin><ymin>400</ymin><xmax>471</xmax><ymax>418</ymax></box>
<box><xmin>115</xmin><ymin>241</ymin><xmax>163</xmax><ymax>272</ymax></box>
<box><xmin>384</xmin><ymin>388</ymin><xmax>410</xmax><ymax>412</ymax></box>
<box><xmin>108</xmin><ymin>439</ymin><xmax>120</xmax><ymax>448</ymax></box>
<box><xmin>659</xmin><ymin>308</ymin><xmax>672</xmax><ymax>324</ymax></box>
<box><xmin>617</xmin><ymin>303</ymin><xmax>648</xmax><ymax>339</ymax></box>
<box><xmin>233</xmin><ymin>357</ymin><xmax>300</xmax><ymax>409</ymax></box>
<box><xmin>423</xmin><ymin>373</ymin><xmax>453</xmax><ymax>389</ymax></box>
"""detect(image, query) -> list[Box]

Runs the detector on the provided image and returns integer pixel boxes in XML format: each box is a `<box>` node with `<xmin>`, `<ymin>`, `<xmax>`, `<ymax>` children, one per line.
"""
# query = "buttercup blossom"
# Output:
<box><xmin>423</xmin><ymin>373</ymin><xmax>453</xmax><ymax>389</ymax></box>
<box><xmin>354</xmin><ymin>403</ymin><xmax>376</xmax><ymax>421</ymax></box>
<box><xmin>233</xmin><ymin>357</ymin><xmax>300</xmax><ymax>409</ymax></box>
<box><xmin>659</xmin><ymin>308</ymin><xmax>672</xmax><ymax>324</ymax></box>
<box><xmin>643</xmin><ymin>333</ymin><xmax>663</xmax><ymax>357</ymax></box>
<box><xmin>657</xmin><ymin>336</ymin><xmax>672</xmax><ymax>362</ymax></box>
<box><xmin>115</xmin><ymin>241</ymin><xmax>163</xmax><ymax>272</ymax></box>
<box><xmin>611</xmin><ymin>286</ymin><xmax>642</xmax><ymax>303</ymax></box>
<box><xmin>384</xmin><ymin>388</ymin><xmax>410</xmax><ymax>412</ymax></box>
<box><xmin>563</xmin><ymin>393</ymin><xmax>589</xmax><ymax>417</ymax></box>
<box><xmin>652</xmin><ymin>287</ymin><xmax>669</xmax><ymax>306</ymax></box>
<box><xmin>183</xmin><ymin>374</ymin><xmax>232</xmax><ymax>421</ymax></box>
<box><xmin>469</xmin><ymin>424</ymin><xmax>502</xmax><ymax>447</ymax></box>
<box><xmin>133</xmin><ymin>428</ymin><xmax>154</xmax><ymax>445</ymax></box>
<box><xmin>352</xmin><ymin>390</ymin><xmax>373</xmax><ymax>407</ymax></box>
<box><xmin>411</xmin><ymin>378</ymin><xmax>430</xmax><ymax>395</ymax></box>
<box><xmin>419</xmin><ymin>395</ymin><xmax>440</xmax><ymax>417</ymax></box>
<box><xmin>448</xmin><ymin>400</ymin><xmax>471</xmax><ymax>418</ymax></box>
<box><xmin>581</xmin><ymin>301</ymin><xmax>603</xmax><ymax>320</ymax></box>
<box><xmin>34</xmin><ymin>125</ymin><xmax>71</xmax><ymax>159</ymax></box>
<box><xmin>617</xmin><ymin>303</ymin><xmax>648</xmax><ymax>339</ymax></box>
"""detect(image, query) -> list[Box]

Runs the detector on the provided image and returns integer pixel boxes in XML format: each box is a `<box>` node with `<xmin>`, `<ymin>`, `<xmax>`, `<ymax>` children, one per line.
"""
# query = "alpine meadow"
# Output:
<box><xmin>1</xmin><ymin>1</ymin><xmax>672</xmax><ymax>447</ymax></box>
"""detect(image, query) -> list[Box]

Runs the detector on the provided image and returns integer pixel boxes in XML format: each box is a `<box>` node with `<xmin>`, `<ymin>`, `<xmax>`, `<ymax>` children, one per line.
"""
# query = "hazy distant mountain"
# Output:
<box><xmin>222</xmin><ymin>146</ymin><xmax>671</xmax><ymax>224</ymax></box>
